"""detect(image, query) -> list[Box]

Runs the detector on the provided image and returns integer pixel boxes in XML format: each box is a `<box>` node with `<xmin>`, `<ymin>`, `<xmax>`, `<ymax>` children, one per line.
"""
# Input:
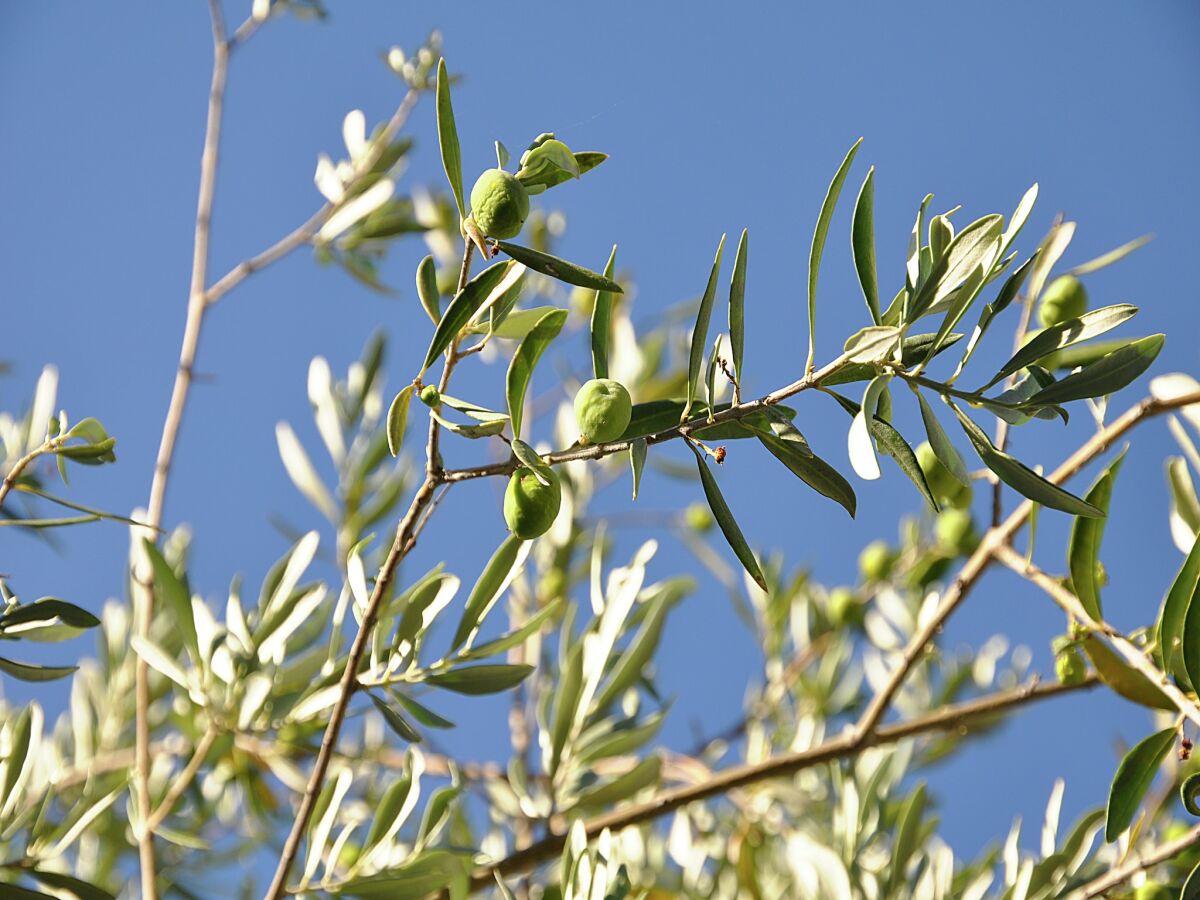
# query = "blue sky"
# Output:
<box><xmin>3</xmin><ymin>0</ymin><xmax>1200</xmax><ymax>867</ymax></box>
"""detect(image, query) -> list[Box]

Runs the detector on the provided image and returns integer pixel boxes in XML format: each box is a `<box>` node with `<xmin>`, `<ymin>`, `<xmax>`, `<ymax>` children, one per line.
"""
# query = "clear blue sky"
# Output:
<box><xmin>3</xmin><ymin>0</ymin><xmax>1200</xmax><ymax>865</ymax></box>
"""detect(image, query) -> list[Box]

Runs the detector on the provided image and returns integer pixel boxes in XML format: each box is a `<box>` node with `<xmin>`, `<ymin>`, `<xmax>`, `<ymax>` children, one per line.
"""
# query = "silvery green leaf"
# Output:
<box><xmin>852</xmin><ymin>167</ymin><xmax>880</xmax><ymax>323</ymax></box>
<box><xmin>842</xmin><ymin>325</ymin><xmax>901</xmax><ymax>365</ymax></box>
<box><xmin>684</xmin><ymin>234</ymin><xmax>725</xmax><ymax>421</ymax></box>
<box><xmin>1068</xmin><ymin>233</ymin><xmax>1153</xmax><ymax>276</ymax></box>
<box><xmin>807</xmin><ymin>138</ymin><xmax>863</xmax><ymax>368</ymax></box>
<box><xmin>435</xmin><ymin>59</ymin><xmax>464</xmax><ymax>218</ymax></box>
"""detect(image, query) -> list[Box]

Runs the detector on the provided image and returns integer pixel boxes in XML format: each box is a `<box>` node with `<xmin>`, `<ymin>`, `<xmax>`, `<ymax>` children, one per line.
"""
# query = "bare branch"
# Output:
<box><xmin>133</xmin><ymin>4</ymin><xmax>229</xmax><ymax>895</ymax></box>
<box><xmin>1070</xmin><ymin>822</ymin><xmax>1200</xmax><ymax>898</ymax></box>
<box><xmin>461</xmin><ymin>677</ymin><xmax>1097</xmax><ymax>891</ymax></box>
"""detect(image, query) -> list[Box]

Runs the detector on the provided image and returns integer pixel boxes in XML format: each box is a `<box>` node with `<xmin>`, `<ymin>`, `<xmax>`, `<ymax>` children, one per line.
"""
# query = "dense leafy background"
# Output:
<box><xmin>2</xmin><ymin>0</ymin><xmax>1199</xmax><ymax>868</ymax></box>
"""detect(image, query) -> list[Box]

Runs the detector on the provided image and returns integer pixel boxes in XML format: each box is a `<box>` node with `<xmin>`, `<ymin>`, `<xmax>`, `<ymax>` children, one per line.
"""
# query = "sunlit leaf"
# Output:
<box><xmin>506</xmin><ymin>309</ymin><xmax>568</xmax><ymax>440</ymax></box>
<box><xmin>591</xmin><ymin>245</ymin><xmax>618</xmax><ymax>380</ymax></box>
<box><xmin>852</xmin><ymin>166</ymin><xmax>880</xmax><ymax>324</ymax></box>
<box><xmin>1068</xmin><ymin>449</ymin><xmax>1126</xmax><ymax>621</ymax></box>
<box><xmin>683</xmin><ymin>234</ymin><xmax>726</xmax><ymax>421</ymax></box>
<box><xmin>690</xmin><ymin>443</ymin><xmax>766</xmax><ymax>590</ymax></box>
<box><xmin>807</xmin><ymin>138</ymin><xmax>863</xmax><ymax>369</ymax></box>
<box><xmin>436</xmin><ymin>59</ymin><xmax>465</xmax><ymax>218</ymax></box>
<box><xmin>1023</xmin><ymin>335</ymin><xmax>1164</xmax><ymax>406</ymax></box>
<box><xmin>495</xmin><ymin>242</ymin><xmax>622</xmax><ymax>292</ymax></box>
<box><xmin>1104</xmin><ymin>727</ymin><xmax>1175</xmax><ymax>841</ymax></box>
<box><xmin>728</xmin><ymin>229</ymin><xmax>748</xmax><ymax>386</ymax></box>
<box><xmin>386</xmin><ymin>386</ymin><xmax>412</xmax><ymax>458</ymax></box>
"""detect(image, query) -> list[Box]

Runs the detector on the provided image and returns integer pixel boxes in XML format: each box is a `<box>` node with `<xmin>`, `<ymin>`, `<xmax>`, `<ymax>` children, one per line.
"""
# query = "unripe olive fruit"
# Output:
<box><xmin>828</xmin><ymin>587</ymin><xmax>865</xmax><ymax>629</ymax></box>
<box><xmin>935</xmin><ymin>508</ymin><xmax>976</xmax><ymax>556</ymax></box>
<box><xmin>503</xmin><ymin>467</ymin><xmax>562</xmax><ymax>539</ymax></box>
<box><xmin>419</xmin><ymin>385</ymin><xmax>441</xmax><ymax>407</ymax></box>
<box><xmin>1037</xmin><ymin>275</ymin><xmax>1088</xmax><ymax>328</ymax></box>
<box><xmin>858</xmin><ymin>540</ymin><xmax>896</xmax><ymax>583</ymax></box>
<box><xmin>915</xmin><ymin>442</ymin><xmax>963</xmax><ymax>505</ymax></box>
<box><xmin>1055</xmin><ymin>645</ymin><xmax>1087</xmax><ymax>686</ymax></box>
<box><xmin>684</xmin><ymin>501</ymin><xmax>714</xmax><ymax>533</ymax></box>
<box><xmin>573</xmin><ymin>378</ymin><xmax>633</xmax><ymax>444</ymax></box>
<box><xmin>469</xmin><ymin>168</ymin><xmax>530</xmax><ymax>239</ymax></box>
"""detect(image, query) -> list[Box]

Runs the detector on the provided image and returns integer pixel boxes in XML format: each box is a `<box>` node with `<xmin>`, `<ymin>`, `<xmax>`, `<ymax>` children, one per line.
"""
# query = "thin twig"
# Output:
<box><xmin>263</xmin><ymin>241</ymin><xmax>474</xmax><ymax>899</ymax></box>
<box><xmin>203</xmin><ymin>89</ymin><xmax>420</xmax><ymax>308</ymax></box>
<box><xmin>441</xmin><ymin>352</ymin><xmax>854</xmax><ymax>483</ymax></box>
<box><xmin>133</xmin><ymin>4</ymin><xmax>228</xmax><ymax>896</ymax></box>
<box><xmin>991</xmin><ymin>277</ymin><xmax>1040</xmax><ymax>526</ymax></box>
<box><xmin>1070</xmin><ymin>822</ymin><xmax>1200</xmax><ymax>898</ymax></box>
<box><xmin>146</xmin><ymin>724</ymin><xmax>221</xmax><ymax>832</ymax></box>
<box><xmin>994</xmin><ymin>544</ymin><xmax>1200</xmax><ymax>728</ymax></box>
<box><xmin>0</xmin><ymin>445</ymin><xmax>47</xmax><ymax>510</ymax></box>
<box><xmin>459</xmin><ymin>677</ymin><xmax>1097</xmax><ymax>891</ymax></box>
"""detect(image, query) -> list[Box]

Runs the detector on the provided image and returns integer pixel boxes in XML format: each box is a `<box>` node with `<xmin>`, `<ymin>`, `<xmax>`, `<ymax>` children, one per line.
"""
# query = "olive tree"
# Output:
<box><xmin>4</xmin><ymin>4</ymin><xmax>1200</xmax><ymax>899</ymax></box>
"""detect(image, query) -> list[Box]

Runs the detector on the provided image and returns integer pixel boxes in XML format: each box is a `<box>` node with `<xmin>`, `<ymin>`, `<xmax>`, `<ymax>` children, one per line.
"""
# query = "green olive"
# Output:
<box><xmin>469</xmin><ymin>168</ymin><xmax>530</xmax><ymax>239</ymax></box>
<box><xmin>419</xmin><ymin>385</ymin><xmax>441</xmax><ymax>407</ymax></box>
<box><xmin>573</xmin><ymin>378</ymin><xmax>633</xmax><ymax>444</ymax></box>
<box><xmin>828</xmin><ymin>587</ymin><xmax>865</xmax><ymax>629</ymax></box>
<box><xmin>1055</xmin><ymin>646</ymin><xmax>1087</xmax><ymax>686</ymax></box>
<box><xmin>1037</xmin><ymin>275</ymin><xmax>1088</xmax><ymax>328</ymax></box>
<box><xmin>915</xmin><ymin>442</ymin><xmax>970</xmax><ymax>508</ymax></box>
<box><xmin>503</xmin><ymin>467</ymin><xmax>562</xmax><ymax>539</ymax></box>
<box><xmin>684</xmin><ymin>501</ymin><xmax>714</xmax><ymax>533</ymax></box>
<box><xmin>935</xmin><ymin>509</ymin><xmax>976</xmax><ymax>556</ymax></box>
<box><xmin>858</xmin><ymin>540</ymin><xmax>896</xmax><ymax>583</ymax></box>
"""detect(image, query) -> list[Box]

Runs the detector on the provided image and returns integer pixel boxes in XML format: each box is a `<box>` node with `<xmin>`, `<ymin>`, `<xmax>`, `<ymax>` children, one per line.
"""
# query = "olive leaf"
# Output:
<box><xmin>829</xmin><ymin>390</ymin><xmax>937</xmax><ymax>510</ymax></box>
<box><xmin>386</xmin><ymin>386</ymin><xmax>413</xmax><ymax>457</ymax></box>
<box><xmin>949</xmin><ymin>252</ymin><xmax>1041</xmax><ymax>382</ymax></box>
<box><xmin>368</xmin><ymin>691</ymin><xmax>422</xmax><ymax>743</ymax></box>
<box><xmin>510</xmin><ymin>440</ymin><xmax>551</xmax><ymax>485</ymax></box>
<box><xmin>914</xmin><ymin>388</ymin><xmax>969</xmax><ymax>487</ymax></box>
<box><xmin>1067</xmin><ymin>448</ymin><xmax>1126</xmax><ymax>621</ymax></box>
<box><xmin>421</xmin><ymin>263</ymin><xmax>514</xmax><ymax>373</ymax></box>
<box><xmin>1080</xmin><ymin>633</ymin><xmax>1175</xmax><ymax>710</ymax></box>
<box><xmin>1023</xmin><ymin>334</ymin><xmax>1164</xmax><ymax>406</ymax></box>
<box><xmin>755</xmin><ymin>432</ymin><xmax>856</xmax><ymax>517</ymax></box>
<box><xmin>806</xmin><ymin>137</ymin><xmax>863</xmax><ymax>370</ymax></box>
<box><xmin>847</xmin><ymin>375</ymin><xmax>891</xmax><ymax>481</ymax></box>
<box><xmin>450</xmin><ymin>535</ymin><xmax>531</xmax><ymax>653</ymax></box>
<box><xmin>1068</xmin><ymin>233</ymin><xmax>1153</xmax><ymax>276</ymax></box>
<box><xmin>852</xmin><ymin>165</ymin><xmax>880</xmax><ymax>324</ymax></box>
<box><xmin>908</xmin><ymin>214</ymin><xmax>1003</xmax><ymax>321</ymax></box>
<box><xmin>142</xmin><ymin>540</ymin><xmax>199</xmax><ymax>666</ymax></box>
<box><xmin>820</xmin><ymin>331</ymin><xmax>963</xmax><ymax>387</ymax></box>
<box><xmin>505</xmin><ymin>308</ymin><xmax>568</xmax><ymax>440</ymax></box>
<box><xmin>951</xmin><ymin>404</ymin><xmax>1103</xmax><ymax>517</ymax></box>
<box><xmin>1104</xmin><ymin>727</ymin><xmax>1175</xmax><ymax>842</ymax></box>
<box><xmin>590</xmin><ymin>245</ymin><xmax>618</xmax><ymax>380</ymax></box>
<box><xmin>683</xmin><ymin>234</ymin><xmax>726</xmax><ymax>421</ymax></box>
<box><xmin>842</xmin><ymin>325</ymin><xmax>900</xmax><ymax>365</ymax></box>
<box><xmin>728</xmin><ymin>228</ymin><xmax>748</xmax><ymax>388</ymax></box>
<box><xmin>982</xmin><ymin>304</ymin><xmax>1139</xmax><ymax>390</ymax></box>
<box><xmin>435</xmin><ymin>59</ymin><xmax>465</xmax><ymax>219</ymax></box>
<box><xmin>690</xmin><ymin>442</ymin><xmax>767</xmax><ymax>590</ymax></box>
<box><xmin>425</xmin><ymin>663</ymin><xmax>534</xmax><ymax>695</ymax></box>
<box><xmin>494</xmin><ymin>242</ymin><xmax>622</xmax><ymax>292</ymax></box>
<box><xmin>0</xmin><ymin>656</ymin><xmax>79</xmax><ymax>682</ymax></box>
<box><xmin>629</xmin><ymin>438</ymin><xmax>647</xmax><ymax>500</ymax></box>
<box><xmin>1158</xmin><ymin>533</ymin><xmax>1200</xmax><ymax>672</ymax></box>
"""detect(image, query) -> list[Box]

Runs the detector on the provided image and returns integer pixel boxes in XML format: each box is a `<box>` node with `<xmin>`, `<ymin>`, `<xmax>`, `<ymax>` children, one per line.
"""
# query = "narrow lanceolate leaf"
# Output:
<box><xmin>450</xmin><ymin>535</ymin><xmax>530</xmax><ymax>652</ymax></box>
<box><xmin>416</xmin><ymin>255</ymin><xmax>440</xmax><ymax>324</ymax></box>
<box><xmin>386</xmin><ymin>386</ymin><xmax>413</xmax><ymax>457</ymax></box>
<box><xmin>822</xmin><ymin>332</ymin><xmax>964</xmax><ymax>387</ymax></box>
<box><xmin>1000</xmin><ymin>183</ymin><xmax>1038</xmax><ymax>256</ymax></box>
<box><xmin>1159</xmin><ymin>533</ymin><xmax>1200</xmax><ymax>670</ymax></box>
<box><xmin>832</xmin><ymin>390</ymin><xmax>938</xmax><ymax>510</ymax></box>
<box><xmin>1024</xmin><ymin>335</ymin><xmax>1165</xmax><ymax>406</ymax></box>
<box><xmin>1182</xmin><ymin>577</ymin><xmax>1200</xmax><ymax>702</ymax></box>
<box><xmin>852</xmin><ymin>166</ymin><xmax>880</xmax><ymax>324</ymax></box>
<box><xmin>683</xmin><ymin>234</ymin><xmax>726</xmax><ymax>421</ymax></box>
<box><xmin>847</xmin><ymin>375</ymin><xmax>891</xmax><ymax>481</ymax></box>
<box><xmin>915</xmin><ymin>389</ymin><xmax>969</xmax><ymax>486</ymax></box>
<box><xmin>0</xmin><ymin>598</ymin><xmax>99</xmax><ymax>631</ymax></box>
<box><xmin>908</xmin><ymin>215</ymin><xmax>1003</xmax><ymax>321</ymax></box>
<box><xmin>690</xmin><ymin>443</ymin><xmax>767</xmax><ymax>590</ymax></box>
<box><xmin>952</xmin><ymin>405</ymin><xmax>1103</xmax><ymax>517</ymax></box>
<box><xmin>1068</xmin><ymin>449</ymin><xmax>1126</xmax><ymax>621</ymax></box>
<box><xmin>368</xmin><ymin>692</ymin><xmax>422</xmax><ymax>743</ymax></box>
<box><xmin>918</xmin><ymin>261</ymin><xmax>987</xmax><ymax>373</ymax></box>
<box><xmin>425</xmin><ymin>663</ymin><xmax>534</xmax><ymax>695</ymax></box>
<box><xmin>807</xmin><ymin>138</ymin><xmax>863</xmax><ymax>370</ymax></box>
<box><xmin>421</xmin><ymin>263</ymin><xmax>512</xmax><ymax>374</ymax></box>
<box><xmin>590</xmin><ymin>245</ymin><xmax>618</xmax><ymax>380</ymax></box>
<box><xmin>1183</xmin><ymin>861</ymin><xmax>1200</xmax><ymax>900</ymax></box>
<box><xmin>1080</xmin><ymin>634</ymin><xmax>1175</xmax><ymax>711</ymax></box>
<box><xmin>1104</xmin><ymin>727</ymin><xmax>1176</xmax><ymax>842</ymax></box>
<box><xmin>756</xmin><ymin>434</ymin><xmax>856</xmax><ymax>517</ymax></box>
<box><xmin>704</xmin><ymin>335</ymin><xmax>722</xmax><ymax>417</ymax></box>
<box><xmin>983</xmin><ymin>304</ymin><xmax>1139</xmax><ymax>390</ymax></box>
<box><xmin>887</xmin><ymin>784</ymin><xmax>928</xmax><ymax>896</ymax></box>
<box><xmin>505</xmin><ymin>309</ymin><xmax>568</xmax><ymax>439</ymax></box>
<box><xmin>142</xmin><ymin>540</ymin><xmax>199</xmax><ymax>666</ymax></box>
<box><xmin>435</xmin><ymin>59</ymin><xmax>465</xmax><ymax>219</ymax></box>
<box><xmin>1069</xmin><ymin>233</ymin><xmax>1154</xmax><ymax>276</ymax></box>
<box><xmin>494</xmin><ymin>242</ymin><xmax>622</xmax><ymax>292</ymax></box>
<box><xmin>629</xmin><ymin>437</ymin><xmax>647</xmax><ymax>500</ymax></box>
<box><xmin>0</xmin><ymin>657</ymin><xmax>77</xmax><ymax>682</ymax></box>
<box><xmin>728</xmin><ymin>229</ymin><xmax>748</xmax><ymax>386</ymax></box>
